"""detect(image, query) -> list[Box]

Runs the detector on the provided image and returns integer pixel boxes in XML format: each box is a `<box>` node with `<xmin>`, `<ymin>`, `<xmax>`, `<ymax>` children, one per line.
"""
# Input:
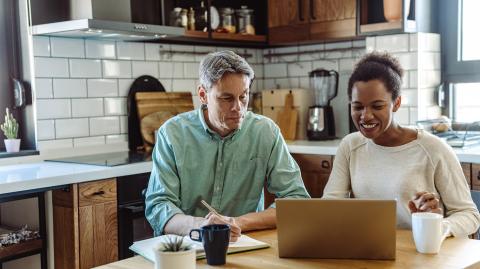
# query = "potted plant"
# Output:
<box><xmin>153</xmin><ymin>235</ymin><xmax>196</xmax><ymax>269</ymax></box>
<box><xmin>1</xmin><ymin>108</ymin><xmax>20</xmax><ymax>153</ymax></box>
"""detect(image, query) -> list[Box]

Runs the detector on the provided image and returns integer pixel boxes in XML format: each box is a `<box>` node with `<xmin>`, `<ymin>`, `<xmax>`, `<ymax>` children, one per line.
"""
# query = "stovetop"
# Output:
<box><xmin>45</xmin><ymin>151</ymin><xmax>151</xmax><ymax>166</ymax></box>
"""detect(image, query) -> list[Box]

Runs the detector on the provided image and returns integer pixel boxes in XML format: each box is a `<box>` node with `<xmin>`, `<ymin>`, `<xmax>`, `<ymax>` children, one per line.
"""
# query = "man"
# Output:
<box><xmin>145</xmin><ymin>51</ymin><xmax>309</xmax><ymax>241</ymax></box>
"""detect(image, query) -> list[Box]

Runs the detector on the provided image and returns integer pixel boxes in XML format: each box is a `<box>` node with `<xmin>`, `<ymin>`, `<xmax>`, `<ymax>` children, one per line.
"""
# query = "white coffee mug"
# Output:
<box><xmin>412</xmin><ymin>212</ymin><xmax>450</xmax><ymax>254</ymax></box>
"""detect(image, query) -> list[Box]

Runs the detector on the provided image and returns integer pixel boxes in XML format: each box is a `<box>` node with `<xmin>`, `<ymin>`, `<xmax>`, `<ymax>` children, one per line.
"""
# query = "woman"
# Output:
<box><xmin>322</xmin><ymin>52</ymin><xmax>480</xmax><ymax>237</ymax></box>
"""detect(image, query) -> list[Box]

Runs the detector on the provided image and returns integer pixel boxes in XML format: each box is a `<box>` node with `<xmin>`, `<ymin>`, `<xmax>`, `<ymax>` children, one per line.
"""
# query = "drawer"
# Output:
<box><xmin>292</xmin><ymin>154</ymin><xmax>333</xmax><ymax>173</ymax></box>
<box><xmin>79</xmin><ymin>178</ymin><xmax>117</xmax><ymax>207</ymax></box>
<box><xmin>461</xmin><ymin>163</ymin><xmax>472</xmax><ymax>187</ymax></box>
<box><xmin>472</xmin><ymin>164</ymin><xmax>480</xmax><ymax>190</ymax></box>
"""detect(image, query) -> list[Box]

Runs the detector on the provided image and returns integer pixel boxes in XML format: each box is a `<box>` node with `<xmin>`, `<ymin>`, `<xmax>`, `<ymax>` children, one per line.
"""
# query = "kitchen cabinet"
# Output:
<box><xmin>53</xmin><ymin>178</ymin><xmax>117</xmax><ymax>269</ymax></box>
<box><xmin>268</xmin><ymin>0</ymin><xmax>357</xmax><ymax>45</ymax></box>
<box><xmin>357</xmin><ymin>0</ymin><xmax>436</xmax><ymax>35</ymax></box>
<box><xmin>462</xmin><ymin>163</ymin><xmax>472</xmax><ymax>188</ymax></box>
<box><xmin>264</xmin><ymin>154</ymin><xmax>333</xmax><ymax>208</ymax></box>
<box><xmin>472</xmin><ymin>164</ymin><xmax>480</xmax><ymax>191</ymax></box>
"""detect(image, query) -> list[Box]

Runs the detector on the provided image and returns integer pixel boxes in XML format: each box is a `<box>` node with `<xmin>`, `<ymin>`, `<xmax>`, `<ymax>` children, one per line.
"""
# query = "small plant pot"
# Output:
<box><xmin>4</xmin><ymin>139</ymin><xmax>20</xmax><ymax>153</ymax></box>
<box><xmin>383</xmin><ymin>0</ymin><xmax>410</xmax><ymax>22</ymax></box>
<box><xmin>153</xmin><ymin>248</ymin><xmax>196</xmax><ymax>269</ymax></box>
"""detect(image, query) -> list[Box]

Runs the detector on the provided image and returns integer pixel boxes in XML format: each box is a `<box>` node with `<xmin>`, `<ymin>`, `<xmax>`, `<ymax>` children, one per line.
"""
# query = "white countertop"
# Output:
<box><xmin>1</xmin><ymin>141</ymin><xmax>480</xmax><ymax>196</ymax></box>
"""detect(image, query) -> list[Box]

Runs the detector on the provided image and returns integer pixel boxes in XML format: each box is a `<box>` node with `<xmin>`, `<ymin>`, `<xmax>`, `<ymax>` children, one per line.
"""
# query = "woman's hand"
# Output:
<box><xmin>408</xmin><ymin>191</ymin><xmax>443</xmax><ymax>215</ymax></box>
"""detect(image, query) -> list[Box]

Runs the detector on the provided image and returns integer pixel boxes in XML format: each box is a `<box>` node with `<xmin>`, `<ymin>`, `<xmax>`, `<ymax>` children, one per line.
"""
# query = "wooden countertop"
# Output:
<box><xmin>94</xmin><ymin>229</ymin><xmax>480</xmax><ymax>269</ymax></box>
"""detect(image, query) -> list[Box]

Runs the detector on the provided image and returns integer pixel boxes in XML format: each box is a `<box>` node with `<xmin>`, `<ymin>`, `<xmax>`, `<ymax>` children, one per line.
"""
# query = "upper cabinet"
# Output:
<box><xmin>357</xmin><ymin>0</ymin><xmax>436</xmax><ymax>35</ymax></box>
<box><xmin>268</xmin><ymin>0</ymin><xmax>357</xmax><ymax>45</ymax></box>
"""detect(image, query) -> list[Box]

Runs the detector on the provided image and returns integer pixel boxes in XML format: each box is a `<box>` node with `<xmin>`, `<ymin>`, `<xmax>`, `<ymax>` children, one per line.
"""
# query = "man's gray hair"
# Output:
<box><xmin>199</xmin><ymin>50</ymin><xmax>254</xmax><ymax>90</ymax></box>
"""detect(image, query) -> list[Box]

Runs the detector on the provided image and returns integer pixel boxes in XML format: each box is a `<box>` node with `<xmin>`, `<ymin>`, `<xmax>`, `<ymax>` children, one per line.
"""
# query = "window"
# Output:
<box><xmin>460</xmin><ymin>0</ymin><xmax>480</xmax><ymax>61</ymax></box>
<box><xmin>440</xmin><ymin>0</ymin><xmax>480</xmax><ymax>121</ymax></box>
<box><xmin>453</xmin><ymin>83</ymin><xmax>480</xmax><ymax>122</ymax></box>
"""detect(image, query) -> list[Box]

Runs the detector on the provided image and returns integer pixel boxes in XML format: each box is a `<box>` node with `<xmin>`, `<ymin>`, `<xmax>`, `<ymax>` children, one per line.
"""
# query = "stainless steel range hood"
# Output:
<box><xmin>32</xmin><ymin>19</ymin><xmax>185</xmax><ymax>41</ymax></box>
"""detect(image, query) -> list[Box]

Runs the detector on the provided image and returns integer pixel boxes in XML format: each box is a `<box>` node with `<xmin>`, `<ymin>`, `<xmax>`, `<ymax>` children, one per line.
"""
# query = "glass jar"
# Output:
<box><xmin>187</xmin><ymin>7</ymin><xmax>195</xmax><ymax>31</ymax></box>
<box><xmin>235</xmin><ymin>6</ymin><xmax>255</xmax><ymax>35</ymax></box>
<box><xmin>218</xmin><ymin>7</ymin><xmax>236</xmax><ymax>33</ymax></box>
<box><xmin>195</xmin><ymin>1</ymin><xmax>208</xmax><ymax>31</ymax></box>
<box><xmin>169</xmin><ymin>7</ymin><xmax>183</xmax><ymax>27</ymax></box>
<box><xmin>180</xmin><ymin>9</ymin><xmax>188</xmax><ymax>29</ymax></box>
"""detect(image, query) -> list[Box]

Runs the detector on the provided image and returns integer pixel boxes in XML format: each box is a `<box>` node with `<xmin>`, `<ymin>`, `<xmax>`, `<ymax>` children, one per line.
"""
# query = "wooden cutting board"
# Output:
<box><xmin>135</xmin><ymin>92</ymin><xmax>194</xmax><ymax>151</ymax></box>
<box><xmin>277</xmin><ymin>92</ymin><xmax>298</xmax><ymax>140</ymax></box>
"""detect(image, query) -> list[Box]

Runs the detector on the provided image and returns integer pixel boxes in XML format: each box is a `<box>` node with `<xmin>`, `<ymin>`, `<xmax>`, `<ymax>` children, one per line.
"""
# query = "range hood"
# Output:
<box><xmin>32</xmin><ymin>19</ymin><xmax>185</xmax><ymax>41</ymax></box>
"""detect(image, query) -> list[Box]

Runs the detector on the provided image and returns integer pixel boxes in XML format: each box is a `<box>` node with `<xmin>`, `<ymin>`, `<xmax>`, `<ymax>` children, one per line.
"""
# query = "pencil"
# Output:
<box><xmin>201</xmin><ymin>200</ymin><xmax>222</xmax><ymax>217</ymax></box>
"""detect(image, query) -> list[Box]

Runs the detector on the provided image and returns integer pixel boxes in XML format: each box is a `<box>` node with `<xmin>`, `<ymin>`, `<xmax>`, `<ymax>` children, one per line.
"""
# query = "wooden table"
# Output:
<box><xmin>94</xmin><ymin>229</ymin><xmax>480</xmax><ymax>269</ymax></box>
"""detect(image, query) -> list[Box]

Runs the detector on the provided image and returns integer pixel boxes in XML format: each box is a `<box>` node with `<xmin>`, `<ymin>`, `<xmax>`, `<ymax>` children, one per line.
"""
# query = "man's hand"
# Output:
<box><xmin>408</xmin><ymin>191</ymin><xmax>443</xmax><ymax>215</ymax></box>
<box><xmin>204</xmin><ymin>212</ymin><xmax>241</xmax><ymax>242</ymax></box>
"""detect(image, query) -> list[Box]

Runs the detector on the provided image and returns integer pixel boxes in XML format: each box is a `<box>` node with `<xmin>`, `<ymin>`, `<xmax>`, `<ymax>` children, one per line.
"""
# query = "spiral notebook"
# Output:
<box><xmin>129</xmin><ymin>234</ymin><xmax>269</xmax><ymax>262</ymax></box>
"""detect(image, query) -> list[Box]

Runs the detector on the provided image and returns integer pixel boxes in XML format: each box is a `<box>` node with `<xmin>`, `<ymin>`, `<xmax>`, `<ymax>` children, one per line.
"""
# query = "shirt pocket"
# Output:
<box><xmin>231</xmin><ymin>156</ymin><xmax>267</xmax><ymax>199</ymax></box>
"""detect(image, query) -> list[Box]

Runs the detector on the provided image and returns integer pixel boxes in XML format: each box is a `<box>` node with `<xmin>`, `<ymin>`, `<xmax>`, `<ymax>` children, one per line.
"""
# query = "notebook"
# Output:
<box><xmin>276</xmin><ymin>198</ymin><xmax>397</xmax><ymax>260</ymax></box>
<box><xmin>130</xmin><ymin>234</ymin><xmax>269</xmax><ymax>262</ymax></box>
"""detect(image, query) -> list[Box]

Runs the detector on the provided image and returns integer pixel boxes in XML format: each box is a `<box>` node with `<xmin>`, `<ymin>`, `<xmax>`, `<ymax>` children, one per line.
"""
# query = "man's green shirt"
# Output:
<box><xmin>145</xmin><ymin>107</ymin><xmax>310</xmax><ymax>235</ymax></box>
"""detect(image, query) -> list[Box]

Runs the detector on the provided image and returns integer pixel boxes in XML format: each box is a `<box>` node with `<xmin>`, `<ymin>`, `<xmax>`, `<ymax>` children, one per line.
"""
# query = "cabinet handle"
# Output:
<box><xmin>298</xmin><ymin>0</ymin><xmax>305</xmax><ymax>21</ymax></box>
<box><xmin>321</xmin><ymin>160</ymin><xmax>330</xmax><ymax>169</ymax></box>
<box><xmin>477</xmin><ymin>171</ymin><xmax>480</xmax><ymax>180</ymax></box>
<box><xmin>92</xmin><ymin>190</ymin><xmax>105</xmax><ymax>196</ymax></box>
<box><xmin>310</xmin><ymin>0</ymin><xmax>317</xmax><ymax>20</ymax></box>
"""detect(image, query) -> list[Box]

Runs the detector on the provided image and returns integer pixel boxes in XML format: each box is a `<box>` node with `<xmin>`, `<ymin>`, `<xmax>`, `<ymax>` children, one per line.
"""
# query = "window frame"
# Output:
<box><xmin>441</xmin><ymin>0</ymin><xmax>480</xmax><ymax>83</ymax></box>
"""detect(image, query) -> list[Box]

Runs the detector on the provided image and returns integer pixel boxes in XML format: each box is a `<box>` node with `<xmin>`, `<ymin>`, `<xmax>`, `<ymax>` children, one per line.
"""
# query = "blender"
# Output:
<box><xmin>307</xmin><ymin>69</ymin><xmax>338</xmax><ymax>140</ymax></box>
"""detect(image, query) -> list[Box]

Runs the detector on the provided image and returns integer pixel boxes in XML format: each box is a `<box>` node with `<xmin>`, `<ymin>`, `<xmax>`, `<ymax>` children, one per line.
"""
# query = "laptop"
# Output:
<box><xmin>276</xmin><ymin>198</ymin><xmax>397</xmax><ymax>260</ymax></box>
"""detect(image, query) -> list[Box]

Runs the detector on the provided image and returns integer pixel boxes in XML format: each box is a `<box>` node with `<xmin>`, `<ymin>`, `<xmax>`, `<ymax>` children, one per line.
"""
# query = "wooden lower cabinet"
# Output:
<box><xmin>292</xmin><ymin>154</ymin><xmax>332</xmax><ymax>198</ymax></box>
<box><xmin>53</xmin><ymin>178</ymin><xmax>118</xmax><ymax>269</ymax></box>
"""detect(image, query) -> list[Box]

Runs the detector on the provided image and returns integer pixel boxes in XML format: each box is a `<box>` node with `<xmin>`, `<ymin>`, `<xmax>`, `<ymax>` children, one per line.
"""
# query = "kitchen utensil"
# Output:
<box><xmin>307</xmin><ymin>69</ymin><xmax>338</xmax><ymax>140</ymax></box>
<box><xmin>277</xmin><ymin>92</ymin><xmax>298</xmax><ymax>140</ymax></box>
<box><xmin>210</xmin><ymin>6</ymin><xmax>220</xmax><ymax>30</ymax></box>
<box><xmin>128</xmin><ymin>76</ymin><xmax>165</xmax><ymax>151</ymax></box>
<box><xmin>140</xmin><ymin>111</ymin><xmax>174</xmax><ymax>152</ymax></box>
<box><xmin>135</xmin><ymin>92</ymin><xmax>193</xmax><ymax>151</ymax></box>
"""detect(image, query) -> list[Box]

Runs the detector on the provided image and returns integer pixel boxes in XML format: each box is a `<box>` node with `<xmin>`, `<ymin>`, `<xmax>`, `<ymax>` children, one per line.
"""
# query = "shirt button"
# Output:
<box><xmin>220</xmin><ymin>162</ymin><xmax>223</xmax><ymax>166</ymax></box>
<box><xmin>216</xmin><ymin>186</ymin><xmax>220</xmax><ymax>191</ymax></box>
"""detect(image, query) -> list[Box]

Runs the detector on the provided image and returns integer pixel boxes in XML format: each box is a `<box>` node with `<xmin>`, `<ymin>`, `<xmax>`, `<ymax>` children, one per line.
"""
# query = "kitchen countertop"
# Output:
<box><xmin>1</xmin><ymin>141</ymin><xmax>480</xmax><ymax>197</ymax></box>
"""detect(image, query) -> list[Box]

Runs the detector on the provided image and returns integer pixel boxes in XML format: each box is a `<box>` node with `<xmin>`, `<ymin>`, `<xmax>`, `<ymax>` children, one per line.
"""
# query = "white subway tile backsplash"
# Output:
<box><xmin>173</xmin><ymin>62</ymin><xmax>184</xmax><ymax>78</ymax></box>
<box><xmin>263</xmin><ymin>79</ymin><xmax>276</xmax><ymax>90</ymax></box>
<box><xmin>37</xmin><ymin>120</ymin><xmax>55</xmax><ymax>140</ymax></box>
<box><xmin>401</xmin><ymin>89</ymin><xmax>417</xmax><ymax>106</ymax></box>
<box><xmin>353</xmin><ymin>40</ymin><xmax>366</xmax><ymax>48</ymax></box>
<box><xmin>159</xmin><ymin>62</ymin><xmax>174</xmax><ymax>78</ymax></box>
<box><xmin>35</xmin><ymin>79</ymin><xmax>53</xmax><ymax>99</ymax></box>
<box><xmin>50</xmin><ymin>38</ymin><xmax>85</xmax><ymax>58</ymax></box>
<box><xmin>132</xmin><ymin>61</ymin><xmax>159</xmax><ymax>78</ymax></box>
<box><xmin>90</xmin><ymin>117</ymin><xmax>120</xmax><ymax>136</ymax></box>
<box><xmin>419</xmin><ymin>52</ymin><xmax>441</xmax><ymax>70</ymax></box>
<box><xmin>86</xmin><ymin>40</ymin><xmax>116</xmax><ymax>59</ymax></box>
<box><xmin>339</xmin><ymin>58</ymin><xmax>356</xmax><ymax>72</ymax></box>
<box><xmin>118</xmin><ymin>79</ymin><xmax>134</xmax><ymax>96</ymax></box>
<box><xmin>145</xmin><ymin>44</ymin><xmax>161</xmax><ymax>61</ymax></box>
<box><xmin>120</xmin><ymin>116</ymin><xmax>127</xmax><ymax>133</ymax></box>
<box><xmin>409</xmin><ymin>70</ymin><xmax>418</xmax><ymax>88</ymax></box>
<box><xmin>38</xmin><ymin>139</ymin><xmax>73</xmax><ymax>150</ymax></box>
<box><xmin>103</xmin><ymin>60</ymin><xmax>132</xmax><ymax>78</ymax></box>
<box><xmin>395</xmin><ymin>107</ymin><xmax>410</xmax><ymax>125</ymax></box>
<box><xmin>183</xmin><ymin>62</ymin><xmax>199</xmax><ymax>78</ymax></box>
<box><xmin>35</xmin><ymin>58</ymin><xmax>69</xmax><ymax>78</ymax></box>
<box><xmin>252</xmin><ymin>64</ymin><xmax>264</xmax><ymax>79</ymax></box>
<box><xmin>417</xmin><ymin>33</ymin><xmax>441</xmax><ymax>52</ymax></box>
<box><xmin>418</xmin><ymin>70</ymin><xmax>441</xmax><ymax>88</ymax></box>
<box><xmin>117</xmin><ymin>42</ymin><xmax>145</xmax><ymax>60</ymax></box>
<box><xmin>172</xmin><ymin>80</ymin><xmax>196</xmax><ymax>94</ymax></box>
<box><xmin>88</xmin><ymin>79</ymin><xmax>118</xmax><ymax>97</ymax></box>
<box><xmin>55</xmin><ymin>118</ymin><xmax>89</xmax><ymax>138</ymax></box>
<box><xmin>171</xmin><ymin>45</ymin><xmax>195</xmax><ymax>61</ymax></box>
<box><xmin>395</xmin><ymin>52</ymin><xmax>418</xmax><ymax>70</ymax></box>
<box><xmin>33</xmin><ymin>36</ymin><xmax>50</xmax><ymax>57</ymax></box>
<box><xmin>312</xmin><ymin>59</ymin><xmax>339</xmax><ymax>71</ymax></box>
<box><xmin>192</xmin><ymin>97</ymin><xmax>202</xmax><ymax>110</ymax></box>
<box><xmin>104</xmin><ymin>98</ymin><xmax>127</xmax><ymax>115</ymax></box>
<box><xmin>324</xmin><ymin>50</ymin><xmax>352</xmax><ymax>59</ymax></box>
<box><xmin>36</xmin><ymin>99</ymin><xmax>71</xmax><ymax>119</ymax></box>
<box><xmin>418</xmin><ymin>88</ymin><xmax>436</xmax><ymax>107</ymax></box>
<box><xmin>69</xmin><ymin>59</ymin><xmax>102</xmax><ymax>78</ymax></box>
<box><xmin>73</xmin><ymin>136</ymin><xmax>105</xmax><ymax>147</ymax></box>
<box><xmin>287</xmin><ymin>62</ymin><xmax>312</xmax><ymax>77</ymax></box>
<box><xmin>159</xmin><ymin>79</ymin><xmax>173</xmax><ymax>92</ymax></box>
<box><xmin>53</xmin><ymin>79</ymin><xmax>87</xmax><ymax>98</ymax></box>
<box><xmin>264</xmin><ymin>63</ymin><xmax>287</xmax><ymax>78</ymax></box>
<box><xmin>366</xmin><ymin>36</ymin><xmax>375</xmax><ymax>52</ymax></box>
<box><xmin>375</xmin><ymin>34</ymin><xmax>409</xmax><ymax>53</ymax></box>
<box><xmin>194</xmin><ymin>46</ymin><xmax>214</xmax><ymax>62</ymax></box>
<box><xmin>106</xmin><ymin>134</ymin><xmax>128</xmax><ymax>144</ymax></box>
<box><xmin>72</xmin><ymin>98</ymin><xmax>103</xmax><ymax>117</ymax></box>
<box><xmin>299</xmin><ymin>77</ymin><xmax>309</xmax><ymax>89</ymax></box>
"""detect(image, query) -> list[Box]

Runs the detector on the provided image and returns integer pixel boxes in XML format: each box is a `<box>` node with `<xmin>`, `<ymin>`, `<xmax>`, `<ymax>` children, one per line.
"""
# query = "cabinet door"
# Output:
<box><xmin>309</xmin><ymin>0</ymin><xmax>356</xmax><ymax>40</ymax></box>
<box><xmin>472</xmin><ymin>164</ymin><xmax>480</xmax><ymax>191</ymax></box>
<box><xmin>78</xmin><ymin>179</ymin><xmax>118</xmax><ymax>269</ymax></box>
<box><xmin>268</xmin><ymin>0</ymin><xmax>310</xmax><ymax>44</ymax></box>
<box><xmin>79</xmin><ymin>201</ymin><xmax>118</xmax><ymax>269</ymax></box>
<box><xmin>461</xmin><ymin>163</ymin><xmax>472</xmax><ymax>188</ymax></box>
<box><xmin>292</xmin><ymin>154</ymin><xmax>333</xmax><ymax>198</ymax></box>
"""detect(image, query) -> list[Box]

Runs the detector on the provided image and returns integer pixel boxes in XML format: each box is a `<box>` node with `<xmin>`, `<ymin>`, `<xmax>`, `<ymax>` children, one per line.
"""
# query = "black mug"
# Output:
<box><xmin>189</xmin><ymin>224</ymin><xmax>230</xmax><ymax>265</ymax></box>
